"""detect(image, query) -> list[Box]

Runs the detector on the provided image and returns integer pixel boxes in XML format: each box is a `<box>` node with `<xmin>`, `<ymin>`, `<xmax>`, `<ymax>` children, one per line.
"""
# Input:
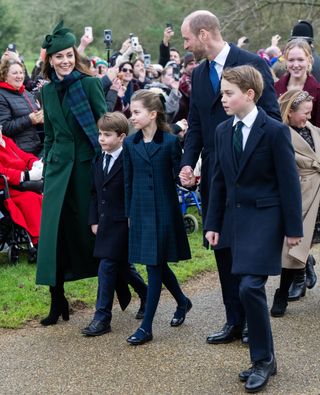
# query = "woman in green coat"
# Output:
<box><xmin>36</xmin><ymin>22</ymin><xmax>107</xmax><ymax>325</ymax></box>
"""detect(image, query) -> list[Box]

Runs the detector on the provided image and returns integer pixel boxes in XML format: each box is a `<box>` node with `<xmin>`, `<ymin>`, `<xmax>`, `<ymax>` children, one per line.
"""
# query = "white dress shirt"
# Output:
<box><xmin>212</xmin><ymin>42</ymin><xmax>231</xmax><ymax>80</ymax></box>
<box><xmin>103</xmin><ymin>146</ymin><xmax>122</xmax><ymax>173</ymax></box>
<box><xmin>233</xmin><ymin>106</ymin><xmax>259</xmax><ymax>150</ymax></box>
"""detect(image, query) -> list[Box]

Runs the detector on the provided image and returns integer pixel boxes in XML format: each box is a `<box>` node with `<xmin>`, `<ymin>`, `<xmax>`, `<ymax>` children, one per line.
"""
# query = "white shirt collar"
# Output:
<box><xmin>103</xmin><ymin>146</ymin><xmax>123</xmax><ymax>159</ymax></box>
<box><xmin>233</xmin><ymin>106</ymin><xmax>258</xmax><ymax>128</ymax></box>
<box><xmin>213</xmin><ymin>42</ymin><xmax>231</xmax><ymax>68</ymax></box>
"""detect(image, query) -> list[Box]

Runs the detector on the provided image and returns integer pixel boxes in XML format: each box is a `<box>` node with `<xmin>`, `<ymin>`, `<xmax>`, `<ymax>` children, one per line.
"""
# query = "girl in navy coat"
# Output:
<box><xmin>123</xmin><ymin>90</ymin><xmax>192</xmax><ymax>345</ymax></box>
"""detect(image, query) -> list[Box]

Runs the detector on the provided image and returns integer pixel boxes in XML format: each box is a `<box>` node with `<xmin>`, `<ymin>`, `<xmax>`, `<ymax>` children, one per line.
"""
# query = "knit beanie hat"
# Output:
<box><xmin>184</xmin><ymin>52</ymin><xmax>195</xmax><ymax>67</ymax></box>
<box><xmin>291</xmin><ymin>20</ymin><xmax>314</xmax><ymax>43</ymax></box>
<box><xmin>42</xmin><ymin>21</ymin><xmax>76</xmax><ymax>55</ymax></box>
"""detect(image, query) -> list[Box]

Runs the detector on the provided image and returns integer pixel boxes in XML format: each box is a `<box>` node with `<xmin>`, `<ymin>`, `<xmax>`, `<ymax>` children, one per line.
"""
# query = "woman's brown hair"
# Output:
<box><xmin>42</xmin><ymin>46</ymin><xmax>92</xmax><ymax>80</ymax></box>
<box><xmin>0</xmin><ymin>59</ymin><xmax>25</xmax><ymax>82</ymax></box>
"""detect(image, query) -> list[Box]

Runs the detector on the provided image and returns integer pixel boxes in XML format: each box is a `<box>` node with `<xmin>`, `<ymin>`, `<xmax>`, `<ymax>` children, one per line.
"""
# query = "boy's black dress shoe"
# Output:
<box><xmin>306</xmin><ymin>255</ymin><xmax>317</xmax><ymax>289</ymax></box>
<box><xmin>207</xmin><ymin>323</ymin><xmax>241</xmax><ymax>344</ymax></box>
<box><xmin>170</xmin><ymin>298</ymin><xmax>192</xmax><ymax>327</ymax></box>
<box><xmin>81</xmin><ymin>320</ymin><xmax>111</xmax><ymax>336</ymax></box>
<box><xmin>127</xmin><ymin>327</ymin><xmax>153</xmax><ymax>345</ymax></box>
<box><xmin>135</xmin><ymin>299</ymin><xmax>146</xmax><ymax>320</ymax></box>
<box><xmin>244</xmin><ymin>356</ymin><xmax>277</xmax><ymax>393</ymax></box>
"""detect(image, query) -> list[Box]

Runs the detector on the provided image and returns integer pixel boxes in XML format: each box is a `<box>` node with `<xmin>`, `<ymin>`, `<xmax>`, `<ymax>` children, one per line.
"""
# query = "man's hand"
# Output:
<box><xmin>271</xmin><ymin>34</ymin><xmax>281</xmax><ymax>46</ymax></box>
<box><xmin>205</xmin><ymin>231</ymin><xmax>219</xmax><ymax>246</ymax></box>
<box><xmin>179</xmin><ymin>165</ymin><xmax>196</xmax><ymax>187</ymax></box>
<box><xmin>91</xmin><ymin>224</ymin><xmax>98</xmax><ymax>235</ymax></box>
<box><xmin>163</xmin><ymin>27</ymin><xmax>174</xmax><ymax>46</ymax></box>
<box><xmin>287</xmin><ymin>236</ymin><xmax>302</xmax><ymax>248</ymax></box>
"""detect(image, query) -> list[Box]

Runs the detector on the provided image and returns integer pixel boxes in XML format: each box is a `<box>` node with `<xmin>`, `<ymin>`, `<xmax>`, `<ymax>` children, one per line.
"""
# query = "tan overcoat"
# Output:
<box><xmin>282</xmin><ymin>121</ymin><xmax>320</xmax><ymax>269</ymax></box>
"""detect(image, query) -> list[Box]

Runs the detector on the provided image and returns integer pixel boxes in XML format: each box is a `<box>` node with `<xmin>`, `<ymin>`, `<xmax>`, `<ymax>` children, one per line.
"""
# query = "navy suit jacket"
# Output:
<box><xmin>89</xmin><ymin>152</ymin><xmax>129</xmax><ymax>261</ymax></box>
<box><xmin>181</xmin><ymin>43</ymin><xmax>281</xmax><ymax>227</ymax></box>
<box><xmin>205</xmin><ymin>108</ymin><xmax>303</xmax><ymax>275</ymax></box>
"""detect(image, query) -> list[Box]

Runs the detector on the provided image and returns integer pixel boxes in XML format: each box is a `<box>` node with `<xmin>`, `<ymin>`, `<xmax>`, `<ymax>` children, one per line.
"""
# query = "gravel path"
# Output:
<box><xmin>0</xmin><ymin>248</ymin><xmax>320</xmax><ymax>395</ymax></box>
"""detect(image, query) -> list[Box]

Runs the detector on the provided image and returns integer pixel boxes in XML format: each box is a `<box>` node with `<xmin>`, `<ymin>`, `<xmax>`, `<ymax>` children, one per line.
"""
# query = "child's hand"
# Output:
<box><xmin>91</xmin><ymin>224</ymin><xmax>98</xmax><ymax>235</ymax></box>
<box><xmin>205</xmin><ymin>231</ymin><xmax>219</xmax><ymax>246</ymax></box>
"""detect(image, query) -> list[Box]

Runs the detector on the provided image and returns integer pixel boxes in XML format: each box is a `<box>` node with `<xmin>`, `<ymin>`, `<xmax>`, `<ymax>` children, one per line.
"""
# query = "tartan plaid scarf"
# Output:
<box><xmin>51</xmin><ymin>70</ymin><xmax>100</xmax><ymax>153</ymax></box>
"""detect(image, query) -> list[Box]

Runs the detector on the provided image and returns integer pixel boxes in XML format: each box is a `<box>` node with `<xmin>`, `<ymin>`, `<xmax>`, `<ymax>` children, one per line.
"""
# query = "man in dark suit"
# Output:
<box><xmin>82</xmin><ymin>112</ymin><xmax>147</xmax><ymax>336</ymax></box>
<box><xmin>179</xmin><ymin>10</ymin><xmax>281</xmax><ymax>345</ymax></box>
<box><xmin>205</xmin><ymin>65</ymin><xmax>302</xmax><ymax>392</ymax></box>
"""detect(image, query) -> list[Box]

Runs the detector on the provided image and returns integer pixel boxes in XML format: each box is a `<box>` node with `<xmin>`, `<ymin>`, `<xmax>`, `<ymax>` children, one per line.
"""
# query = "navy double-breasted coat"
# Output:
<box><xmin>123</xmin><ymin>130</ymin><xmax>191</xmax><ymax>266</ymax></box>
<box><xmin>205</xmin><ymin>109</ymin><xmax>303</xmax><ymax>276</ymax></box>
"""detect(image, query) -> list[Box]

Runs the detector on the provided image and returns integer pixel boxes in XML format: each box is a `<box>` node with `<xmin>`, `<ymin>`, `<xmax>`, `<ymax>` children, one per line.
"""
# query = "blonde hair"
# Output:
<box><xmin>283</xmin><ymin>38</ymin><xmax>313</xmax><ymax>74</ymax></box>
<box><xmin>278</xmin><ymin>89</ymin><xmax>313</xmax><ymax>124</ymax></box>
<box><xmin>222</xmin><ymin>65</ymin><xmax>264</xmax><ymax>103</ymax></box>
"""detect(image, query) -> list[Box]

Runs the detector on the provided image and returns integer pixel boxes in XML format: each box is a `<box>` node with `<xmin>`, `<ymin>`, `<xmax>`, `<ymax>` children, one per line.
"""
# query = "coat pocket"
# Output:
<box><xmin>256</xmin><ymin>197</ymin><xmax>280</xmax><ymax>208</ymax></box>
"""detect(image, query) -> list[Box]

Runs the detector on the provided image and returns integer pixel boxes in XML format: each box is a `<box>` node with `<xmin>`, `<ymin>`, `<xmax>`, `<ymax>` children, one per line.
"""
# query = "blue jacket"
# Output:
<box><xmin>123</xmin><ymin>130</ymin><xmax>191</xmax><ymax>265</ymax></box>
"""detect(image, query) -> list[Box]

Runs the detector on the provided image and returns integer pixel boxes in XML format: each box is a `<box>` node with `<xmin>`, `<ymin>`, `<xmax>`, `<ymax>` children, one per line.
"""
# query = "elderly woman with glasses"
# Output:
<box><xmin>113</xmin><ymin>62</ymin><xmax>139</xmax><ymax>118</ymax></box>
<box><xmin>270</xmin><ymin>89</ymin><xmax>320</xmax><ymax>317</ymax></box>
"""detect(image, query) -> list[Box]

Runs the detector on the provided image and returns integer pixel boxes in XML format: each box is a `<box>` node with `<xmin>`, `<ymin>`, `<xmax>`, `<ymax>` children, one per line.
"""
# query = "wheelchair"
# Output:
<box><xmin>0</xmin><ymin>174</ymin><xmax>37</xmax><ymax>264</ymax></box>
<box><xmin>177</xmin><ymin>184</ymin><xmax>202</xmax><ymax>234</ymax></box>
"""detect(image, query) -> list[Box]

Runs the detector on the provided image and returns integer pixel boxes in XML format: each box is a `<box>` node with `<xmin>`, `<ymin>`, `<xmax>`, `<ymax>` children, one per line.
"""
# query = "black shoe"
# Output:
<box><xmin>239</xmin><ymin>367</ymin><xmax>253</xmax><ymax>382</ymax></box>
<box><xmin>270</xmin><ymin>288</ymin><xmax>288</xmax><ymax>317</ymax></box>
<box><xmin>241</xmin><ymin>322</ymin><xmax>249</xmax><ymax>344</ymax></box>
<box><xmin>127</xmin><ymin>327</ymin><xmax>153</xmax><ymax>345</ymax></box>
<box><xmin>81</xmin><ymin>320</ymin><xmax>111</xmax><ymax>336</ymax></box>
<box><xmin>244</xmin><ymin>356</ymin><xmax>277</xmax><ymax>393</ymax></box>
<box><xmin>288</xmin><ymin>269</ymin><xmax>306</xmax><ymax>301</ymax></box>
<box><xmin>206</xmin><ymin>323</ymin><xmax>241</xmax><ymax>344</ymax></box>
<box><xmin>170</xmin><ymin>297</ymin><xmax>192</xmax><ymax>327</ymax></box>
<box><xmin>306</xmin><ymin>255</ymin><xmax>317</xmax><ymax>289</ymax></box>
<box><xmin>135</xmin><ymin>299</ymin><xmax>146</xmax><ymax>320</ymax></box>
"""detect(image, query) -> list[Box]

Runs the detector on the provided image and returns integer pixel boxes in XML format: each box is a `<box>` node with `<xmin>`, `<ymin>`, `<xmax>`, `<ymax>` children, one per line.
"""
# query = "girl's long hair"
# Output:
<box><xmin>131</xmin><ymin>89</ymin><xmax>171</xmax><ymax>132</ymax></box>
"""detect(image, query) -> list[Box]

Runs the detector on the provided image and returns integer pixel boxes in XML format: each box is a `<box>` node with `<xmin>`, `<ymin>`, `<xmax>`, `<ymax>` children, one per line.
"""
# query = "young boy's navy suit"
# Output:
<box><xmin>205</xmin><ymin>108</ymin><xmax>303</xmax><ymax>362</ymax></box>
<box><xmin>88</xmin><ymin>151</ymin><xmax>147</xmax><ymax>323</ymax></box>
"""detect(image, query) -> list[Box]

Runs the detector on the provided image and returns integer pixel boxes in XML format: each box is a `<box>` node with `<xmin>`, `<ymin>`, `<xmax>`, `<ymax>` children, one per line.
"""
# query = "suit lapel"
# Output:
<box><xmin>103</xmin><ymin>152</ymin><xmax>123</xmax><ymax>184</ymax></box>
<box><xmin>236</xmin><ymin>111</ymin><xmax>266</xmax><ymax>179</ymax></box>
<box><xmin>44</xmin><ymin>84</ymin><xmax>73</xmax><ymax>135</ymax></box>
<box><xmin>133</xmin><ymin>139</ymin><xmax>151</xmax><ymax>163</ymax></box>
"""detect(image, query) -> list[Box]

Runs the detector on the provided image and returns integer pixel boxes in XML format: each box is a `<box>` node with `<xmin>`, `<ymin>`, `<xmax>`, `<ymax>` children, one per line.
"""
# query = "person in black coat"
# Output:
<box><xmin>82</xmin><ymin>112</ymin><xmax>147</xmax><ymax>336</ymax></box>
<box><xmin>205</xmin><ymin>66</ymin><xmax>303</xmax><ymax>393</ymax></box>
<box><xmin>179</xmin><ymin>10</ymin><xmax>281</xmax><ymax>345</ymax></box>
<box><xmin>0</xmin><ymin>59</ymin><xmax>43</xmax><ymax>156</ymax></box>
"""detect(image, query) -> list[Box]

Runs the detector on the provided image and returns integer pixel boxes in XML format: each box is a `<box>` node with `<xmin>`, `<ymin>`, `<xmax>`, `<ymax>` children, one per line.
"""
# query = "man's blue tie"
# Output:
<box><xmin>233</xmin><ymin>121</ymin><xmax>244</xmax><ymax>167</ymax></box>
<box><xmin>209</xmin><ymin>61</ymin><xmax>220</xmax><ymax>94</ymax></box>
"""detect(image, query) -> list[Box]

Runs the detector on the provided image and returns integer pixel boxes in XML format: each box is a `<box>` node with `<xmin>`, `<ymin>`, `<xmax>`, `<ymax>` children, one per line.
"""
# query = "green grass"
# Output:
<box><xmin>0</xmin><ymin>211</ymin><xmax>216</xmax><ymax>328</ymax></box>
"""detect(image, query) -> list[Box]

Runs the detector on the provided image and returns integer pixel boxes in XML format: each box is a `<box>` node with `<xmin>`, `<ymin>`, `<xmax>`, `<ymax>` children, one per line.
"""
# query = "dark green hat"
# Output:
<box><xmin>42</xmin><ymin>21</ymin><xmax>76</xmax><ymax>55</ymax></box>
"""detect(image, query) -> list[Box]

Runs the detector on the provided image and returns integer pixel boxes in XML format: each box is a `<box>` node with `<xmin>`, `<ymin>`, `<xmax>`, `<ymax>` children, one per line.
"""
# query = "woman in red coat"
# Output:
<box><xmin>0</xmin><ymin>128</ymin><xmax>42</xmax><ymax>244</ymax></box>
<box><xmin>275</xmin><ymin>38</ymin><xmax>320</xmax><ymax>127</ymax></box>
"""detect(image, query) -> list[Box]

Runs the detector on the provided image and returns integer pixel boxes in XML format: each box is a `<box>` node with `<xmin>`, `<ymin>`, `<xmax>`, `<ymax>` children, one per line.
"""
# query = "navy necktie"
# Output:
<box><xmin>209</xmin><ymin>61</ymin><xmax>220</xmax><ymax>94</ymax></box>
<box><xmin>103</xmin><ymin>153</ymin><xmax>112</xmax><ymax>177</ymax></box>
<box><xmin>233</xmin><ymin>121</ymin><xmax>244</xmax><ymax>166</ymax></box>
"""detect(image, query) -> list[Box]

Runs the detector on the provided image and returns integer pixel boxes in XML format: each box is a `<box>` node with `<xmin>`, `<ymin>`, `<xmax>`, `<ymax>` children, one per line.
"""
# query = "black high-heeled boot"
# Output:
<box><xmin>40</xmin><ymin>286</ymin><xmax>69</xmax><ymax>326</ymax></box>
<box><xmin>288</xmin><ymin>269</ymin><xmax>306</xmax><ymax>301</ymax></box>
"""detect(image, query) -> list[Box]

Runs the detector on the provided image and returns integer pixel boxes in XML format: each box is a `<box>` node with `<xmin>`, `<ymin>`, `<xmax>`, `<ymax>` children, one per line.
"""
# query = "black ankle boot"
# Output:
<box><xmin>306</xmin><ymin>255</ymin><xmax>317</xmax><ymax>289</ymax></box>
<box><xmin>270</xmin><ymin>289</ymin><xmax>288</xmax><ymax>317</ymax></box>
<box><xmin>288</xmin><ymin>269</ymin><xmax>306</xmax><ymax>301</ymax></box>
<box><xmin>40</xmin><ymin>286</ymin><xmax>70</xmax><ymax>326</ymax></box>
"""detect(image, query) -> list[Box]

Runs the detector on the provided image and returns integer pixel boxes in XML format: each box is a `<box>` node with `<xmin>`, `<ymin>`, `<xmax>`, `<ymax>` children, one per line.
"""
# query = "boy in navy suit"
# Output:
<box><xmin>205</xmin><ymin>66</ymin><xmax>303</xmax><ymax>393</ymax></box>
<box><xmin>82</xmin><ymin>112</ymin><xmax>147</xmax><ymax>336</ymax></box>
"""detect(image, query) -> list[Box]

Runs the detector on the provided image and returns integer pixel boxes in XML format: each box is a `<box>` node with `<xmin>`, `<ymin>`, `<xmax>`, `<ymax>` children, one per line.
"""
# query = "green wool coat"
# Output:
<box><xmin>36</xmin><ymin>76</ymin><xmax>107</xmax><ymax>286</ymax></box>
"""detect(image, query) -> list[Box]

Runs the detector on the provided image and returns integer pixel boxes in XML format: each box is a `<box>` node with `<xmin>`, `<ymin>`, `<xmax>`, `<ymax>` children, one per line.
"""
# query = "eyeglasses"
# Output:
<box><xmin>122</xmin><ymin>67</ymin><xmax>133</xmax><ymax>73</ymax></box>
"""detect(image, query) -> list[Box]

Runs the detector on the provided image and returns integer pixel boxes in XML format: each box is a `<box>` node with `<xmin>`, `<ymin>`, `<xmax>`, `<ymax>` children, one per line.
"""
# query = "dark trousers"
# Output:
<box><xmin>239</xmin><ymin>275</ymin><xmax>274</xmax><ymax>362</ymax></box>
<box><xmin>141</xmin><ymin>262</ymin><xmax>186</xmax><ymax>333</ymax></box>
<box><xmin>215</xmin><ymin>248</ymin><xmax>245</xmax><ymax>326</ymax></box>
<box><xmin>94</xmin><ymin>260</ymin><xmax>147</xmax><ymax>322</ymax></box>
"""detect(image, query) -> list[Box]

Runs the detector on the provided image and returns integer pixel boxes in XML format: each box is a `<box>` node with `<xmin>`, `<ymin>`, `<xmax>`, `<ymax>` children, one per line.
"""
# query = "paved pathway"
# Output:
<box><xmin>1</xmin><ymin>249</ymin><xmax>320</xmax><ymax>394</ymax></box>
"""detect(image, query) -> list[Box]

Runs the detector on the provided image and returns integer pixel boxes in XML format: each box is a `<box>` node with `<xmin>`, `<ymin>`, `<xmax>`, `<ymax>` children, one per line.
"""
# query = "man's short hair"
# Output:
<box><xmin>97</xmin><ymin>112</ymin><xmax>129</xmax><ymax>136</ymax></box>
<box><xmin>186</xmin><ymin>11</ymin><xmax>220</xmax><ymax>36</ymax></box>
<box><xmin>222</xmin><ymin>65</ymin><xmax>264</xmax><ymax>103</ymax></box>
